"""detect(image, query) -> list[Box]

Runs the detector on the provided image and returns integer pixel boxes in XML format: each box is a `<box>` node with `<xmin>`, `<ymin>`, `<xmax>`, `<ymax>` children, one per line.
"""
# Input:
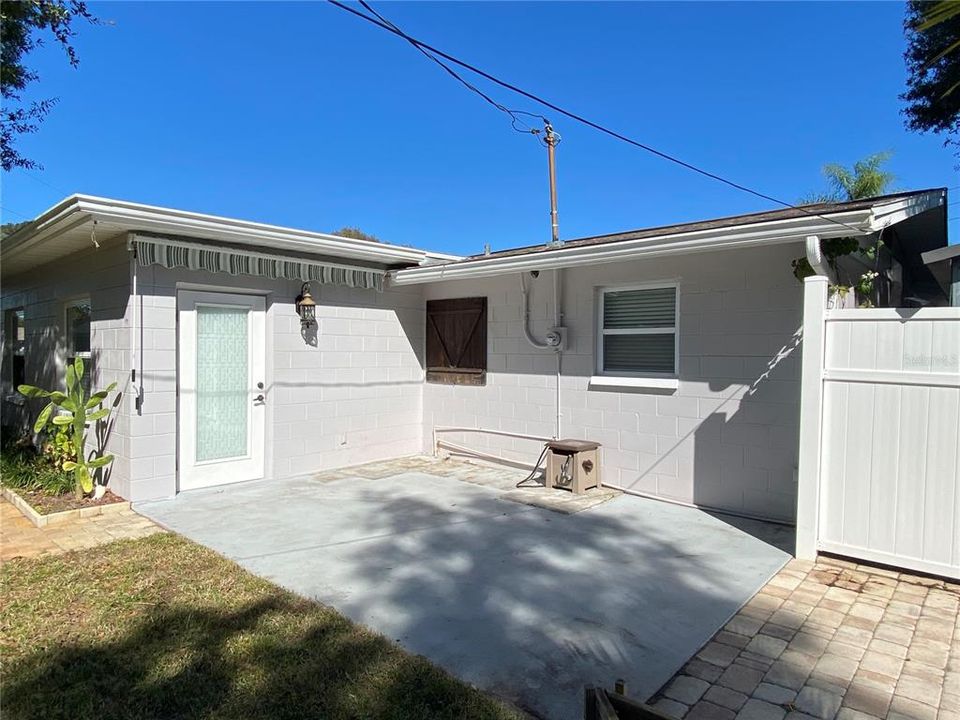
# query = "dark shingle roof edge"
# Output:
<box><xmin>463</xmin><ymin>188</ymin><xmax>945</xmax><ymax>263</ymax></box>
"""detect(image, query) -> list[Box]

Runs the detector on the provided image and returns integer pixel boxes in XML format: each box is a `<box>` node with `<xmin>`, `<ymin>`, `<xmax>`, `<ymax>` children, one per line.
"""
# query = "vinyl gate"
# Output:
<box><xmin>797</xmin><ymin>276</ymin><xmax>960</xmax><ymax>579</ymax></box>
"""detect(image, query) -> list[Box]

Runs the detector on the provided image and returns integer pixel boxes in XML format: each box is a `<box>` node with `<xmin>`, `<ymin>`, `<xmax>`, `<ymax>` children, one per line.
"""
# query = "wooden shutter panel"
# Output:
<box><xmin>426</xmin><ymin>297</ymin><xmax>487</xmax><ymax>385</ymax></box>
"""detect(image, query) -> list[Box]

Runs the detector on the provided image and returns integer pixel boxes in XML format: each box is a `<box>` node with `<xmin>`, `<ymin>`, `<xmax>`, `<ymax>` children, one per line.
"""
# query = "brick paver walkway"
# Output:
<box><xmin>1</xmin><ymin>498</ymin><xmax>164</xmax><ymax>563</ymax></box>
<box><xmin>649</xmin><ymin>557</ymin><xmax>960</xmax><ymax>720</ymax></box>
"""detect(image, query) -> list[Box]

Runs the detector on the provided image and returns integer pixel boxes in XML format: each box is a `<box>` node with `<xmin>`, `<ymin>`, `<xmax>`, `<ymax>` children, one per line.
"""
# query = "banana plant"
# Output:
<box><xmin>18</xmin><ymin>357</ymin><xmax>117</xmax><ymax>498</ymax></box>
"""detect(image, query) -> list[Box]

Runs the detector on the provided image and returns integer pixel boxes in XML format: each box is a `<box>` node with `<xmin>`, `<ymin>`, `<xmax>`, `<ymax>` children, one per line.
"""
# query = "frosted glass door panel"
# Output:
<box><xmin>178</xmin><ymin>291</ymin><xmax>265</xmax><ymax>491</ymax></box>
<box><xmin>195</xmin><ymin>306</ymin><xmax>249</xmax><ymax>462</ymax></box>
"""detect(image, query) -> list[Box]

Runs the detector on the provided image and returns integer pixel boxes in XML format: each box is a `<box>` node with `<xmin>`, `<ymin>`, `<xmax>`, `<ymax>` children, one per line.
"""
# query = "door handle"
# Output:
<box><xmin>254</xmin><ymin>394</ymin><xmax>265</xmax><ymax>403</ymax></box>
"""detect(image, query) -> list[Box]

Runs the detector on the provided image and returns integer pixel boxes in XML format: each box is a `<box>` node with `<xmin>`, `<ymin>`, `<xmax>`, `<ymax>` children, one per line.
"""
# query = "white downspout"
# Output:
<box><xmin>805</xmin><ymin>235</ymin><xmax>831</xmax><ymax>277</ymax></box>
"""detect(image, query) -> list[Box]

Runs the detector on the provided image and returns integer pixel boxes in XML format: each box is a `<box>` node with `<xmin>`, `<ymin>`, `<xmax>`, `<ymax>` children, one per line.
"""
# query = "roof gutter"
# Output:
<box><xmin>390</xmin><ymin>209</ymin><xmax>876</xmax><ymax>285</ymax></box>
<box><xmin>1</xmin><ymin>195</ymin><xmax>91</xmax><ymax>257</ymax></box>
<box><xmin>78</xmin><ymin>196</ymin><xmax>426</xmax><ymax>263</ymax></box>
<box><xmin>3</xmin><ymin>194</ymin><xmax>450</xmax><ymax>267</ymax></box>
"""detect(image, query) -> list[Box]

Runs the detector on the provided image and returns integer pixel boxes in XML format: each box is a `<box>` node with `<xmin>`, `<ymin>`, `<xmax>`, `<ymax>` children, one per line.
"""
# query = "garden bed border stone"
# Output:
<box><xmin>1</xmin><ymin>486</ymin><xmax>130</xmax><ymax>528</ymax></box>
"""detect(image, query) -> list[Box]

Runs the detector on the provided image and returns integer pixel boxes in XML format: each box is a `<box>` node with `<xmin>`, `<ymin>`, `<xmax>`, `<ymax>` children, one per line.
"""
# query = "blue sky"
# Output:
<box><xmin>1</xmin><ymin>1</ymin><xmax>956</xmax><ymax>254</ymax></box>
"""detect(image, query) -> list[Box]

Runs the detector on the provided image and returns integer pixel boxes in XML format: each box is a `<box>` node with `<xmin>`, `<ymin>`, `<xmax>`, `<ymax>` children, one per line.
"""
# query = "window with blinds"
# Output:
<box><xmin>598</xmin><ymin>285</ymin><xmax>678</xmax><ymax>376</ymax></box>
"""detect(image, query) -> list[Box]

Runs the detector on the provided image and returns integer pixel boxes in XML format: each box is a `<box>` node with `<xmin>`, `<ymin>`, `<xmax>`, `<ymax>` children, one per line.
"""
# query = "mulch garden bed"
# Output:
<box><xmin>11</xmin><ymin>488</ymin><xmax>125</xmax><ymax>516</ymax></box>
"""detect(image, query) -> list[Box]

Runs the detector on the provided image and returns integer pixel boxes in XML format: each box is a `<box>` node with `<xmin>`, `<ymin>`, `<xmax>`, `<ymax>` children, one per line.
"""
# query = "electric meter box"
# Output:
<box><xmin>545</xmin><ymin>439</ymin><xmax>601</xmax><ymax>494</ymax></box>
<box><xmin>546</xmin><ymin>327</ymin><xmax>567</xmax><ymax>350</ymax></box>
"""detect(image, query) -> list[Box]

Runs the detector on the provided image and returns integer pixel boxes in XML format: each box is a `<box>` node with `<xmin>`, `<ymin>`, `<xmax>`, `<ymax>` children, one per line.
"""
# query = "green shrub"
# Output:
<box><xmin>0</xmin><ymin>435</ymin><xmax>74</xmax><ymax>496</ymax></box>
<box><xmin>19</xmin><ymin>356</ymin><xmax>117</xmax><ymax>498</ymax></box>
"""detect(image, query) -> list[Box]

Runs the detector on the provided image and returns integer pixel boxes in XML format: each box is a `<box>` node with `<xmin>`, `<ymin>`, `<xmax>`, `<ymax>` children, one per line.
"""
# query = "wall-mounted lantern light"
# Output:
<box><xmin>295</xmin><ymin>282</ymin><xmax>317</xmax><ymax>326</ymax></box>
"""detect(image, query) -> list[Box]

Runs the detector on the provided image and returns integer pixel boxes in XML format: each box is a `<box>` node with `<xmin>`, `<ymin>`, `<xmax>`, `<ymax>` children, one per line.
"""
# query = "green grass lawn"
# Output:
<box><xmin>1</xmin><ymin>533</ymin><xmax>523</xmax><ymax>720</ymax></box>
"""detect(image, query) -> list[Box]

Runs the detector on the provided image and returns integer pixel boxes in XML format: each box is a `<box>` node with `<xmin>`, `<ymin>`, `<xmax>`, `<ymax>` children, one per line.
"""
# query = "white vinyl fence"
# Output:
<box><xmin>797</xmin><ymin>276</ymin><xmax>960</xmax><ymax>579</ymax></box>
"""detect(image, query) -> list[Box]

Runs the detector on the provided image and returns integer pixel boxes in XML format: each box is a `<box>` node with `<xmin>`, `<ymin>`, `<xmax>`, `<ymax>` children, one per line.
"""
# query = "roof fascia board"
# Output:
<box><xmin>2</xmin><ymin>194</ymin><xmax>454</xmax><ymax>268</ymax></box>
<box><xmin>1</xmin><ymin>195</ymin><xmax>87</xmax><ymax>258</ymax></box>
<box><xmin>391</xmin><ymin>210</ymin><xmax>875</xmax><ymax>285</ymax></box>
<box><xmin>75</xmin><ymin>196</ymin><xmax>424</xmax><ymax>264</ymax></box>
<box><xmin>867</xmin><ymin>190</ymin><xmax>945</xmax><ymax>230</ymax></box>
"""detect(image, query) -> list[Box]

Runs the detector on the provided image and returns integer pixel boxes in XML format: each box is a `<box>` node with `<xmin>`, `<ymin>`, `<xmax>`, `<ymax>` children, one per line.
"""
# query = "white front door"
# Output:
<box><xmin>178</xmin><ymin>291</ymin><xmax>266</xmax><ymax>491</ymax></box>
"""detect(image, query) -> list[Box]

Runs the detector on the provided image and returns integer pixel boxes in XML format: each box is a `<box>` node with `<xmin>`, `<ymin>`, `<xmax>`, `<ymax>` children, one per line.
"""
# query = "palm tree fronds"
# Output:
<box><xmin>915</xmin><ymin>0</ymin><xmax>960</xmax><ymax>32</ymax></box>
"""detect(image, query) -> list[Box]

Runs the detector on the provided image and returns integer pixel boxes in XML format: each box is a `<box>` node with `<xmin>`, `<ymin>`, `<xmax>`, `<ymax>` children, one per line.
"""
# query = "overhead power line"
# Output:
<box><xmin>18</xmin><ymin>169</ymin><xmax>71</xmax><ymax>197</ymax></box>
<box><xmin>328</xmin><ymin>0</ymin><xmax>868</xmax><ymax>235</ymax></box>
<box><xmin>0</xmin><ymin>205</ymin><xmax>34</xmax><ymax>221</ymax></box>
<box><xmin>357</xmin><ymin>0</ymin><xmax>544</xmax><ymax>135</ymax></box>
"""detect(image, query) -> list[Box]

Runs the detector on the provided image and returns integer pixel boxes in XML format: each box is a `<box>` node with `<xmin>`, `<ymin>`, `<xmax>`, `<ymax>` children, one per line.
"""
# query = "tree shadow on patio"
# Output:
<box><xmin>176</xmin><ymin>471</ymin><xmax>792</xmax><ymax>718</ymax></box>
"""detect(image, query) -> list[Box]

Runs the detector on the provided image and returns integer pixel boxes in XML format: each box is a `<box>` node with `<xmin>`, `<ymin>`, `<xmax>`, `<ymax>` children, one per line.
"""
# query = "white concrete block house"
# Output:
<box><xmin>1</xmin><ymin>190</ymin><xmax>950</xmax><ymax>526</ymax></box>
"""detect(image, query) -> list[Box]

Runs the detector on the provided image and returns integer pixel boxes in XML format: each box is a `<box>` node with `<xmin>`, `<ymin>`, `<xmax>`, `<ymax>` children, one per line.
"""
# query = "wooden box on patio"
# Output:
<box><xmin>545</xmin><ymin>439</ymin><xmax>601</xmax><ymax>494</ymax></box>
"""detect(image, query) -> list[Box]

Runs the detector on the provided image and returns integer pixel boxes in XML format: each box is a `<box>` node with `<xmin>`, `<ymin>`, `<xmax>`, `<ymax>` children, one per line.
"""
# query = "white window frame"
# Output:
<box><xmin>595</xmin><ymin>281</ymin><xmax>679</xmax><ymax>380</ymax></box>
<box><xmin>64</xmin><ymin>297</ymin><xmax>92</xmax><ymax>361</ymax></box>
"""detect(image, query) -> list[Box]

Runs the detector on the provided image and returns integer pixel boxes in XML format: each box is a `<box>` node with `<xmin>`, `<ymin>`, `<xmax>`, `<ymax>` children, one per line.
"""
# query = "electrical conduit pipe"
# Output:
<box><xmin>519</xmin><ymin>272</ymin><xmax>550</xmax><ymax>350</ymax></box>
<box><xmin>518</xmin><ymin>270</ymin><xmax>564</xmax><ymax>438</ymax></box>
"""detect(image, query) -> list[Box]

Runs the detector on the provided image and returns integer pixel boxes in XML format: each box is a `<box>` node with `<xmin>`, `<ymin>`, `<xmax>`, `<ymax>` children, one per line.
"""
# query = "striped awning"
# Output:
<box><xmin>131</xmin><ymin>235</ymin><xmax>385</xmax><ymax>291</ymax></box>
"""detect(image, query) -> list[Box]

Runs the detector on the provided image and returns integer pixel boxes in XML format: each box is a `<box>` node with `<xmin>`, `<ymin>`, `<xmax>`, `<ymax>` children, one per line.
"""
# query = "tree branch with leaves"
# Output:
<box><xmin>902</xmin><ymin>0</ymin><xmax>960</xmax><ymax>162</ymax></box>
<box><xmin>1</xmin><ymin>0</ymin><xmax>96</xmax><ymax>171</ymax></box>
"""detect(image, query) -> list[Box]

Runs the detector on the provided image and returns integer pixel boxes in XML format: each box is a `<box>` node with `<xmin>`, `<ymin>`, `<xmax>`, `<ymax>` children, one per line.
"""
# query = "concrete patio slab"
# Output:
<box><xmin>138</xmin><ymin>460</ymin><xmax>791</xmax><ymax>720</ymax></box>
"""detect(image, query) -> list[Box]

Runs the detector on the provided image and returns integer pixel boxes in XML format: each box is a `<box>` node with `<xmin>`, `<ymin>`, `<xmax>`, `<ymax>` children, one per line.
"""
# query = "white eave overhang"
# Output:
<box><xmin>390</xmin><ymin>191</ymin><xmax>945</xmax><ymax>286</ymax></box>
<box><xmin>2</xmin><ymin>194</ymin><xmax>458</xmax><ymax>276</ymax></box>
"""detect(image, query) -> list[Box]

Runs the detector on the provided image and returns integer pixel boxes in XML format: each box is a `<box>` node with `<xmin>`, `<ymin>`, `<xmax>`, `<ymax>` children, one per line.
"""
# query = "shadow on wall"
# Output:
<box><xmin>2</xmin><ymin>324</ymin><xmax>66</xmax><ymax>432</ymax></box>
<box><xmin>420</xmin><ymin>261</ymin><xmax>808</xmax><ymax>540</ymax></box>
<box><xmin>589</xmin><ymin>328</ymin><xmax>802</xmax><ymax>547</ymax></box>
<box><xmin>91</xmin><ymin>387</ymin><xmax>124</xmax><ymax>489</ymax></box>
<box><xmin>300</xmin><ymin>319</ymin><xmax>318</xmax><ymax>347</ymax></box>
<box><xmin>691</xmin><ymin>330</ymin><xmax>801</xmax><ymax>530</ymax></box>
<box><xmin>441</xmin><ymin>320</ymin><xmax>804</xmax><ymax>541</ymax></box>
<box><xmin>3</xmin><ymin>304</ymin><xmax>127</xmax><ymax>492</ymax></box>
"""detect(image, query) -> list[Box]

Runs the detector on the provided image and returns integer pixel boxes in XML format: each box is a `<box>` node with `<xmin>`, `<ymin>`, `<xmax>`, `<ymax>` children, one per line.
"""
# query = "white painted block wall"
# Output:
<box><xmin>130</xmin><ymin>261</ymin><xmax>424</xmax><ymax>500</ymax></box>
<box><xmin>1</xmin><ymin>243</ymin><xmax>134</xmax><ymax>497</ymax></box>
<box><xmin>3</xmin><ymin>236</ymin><xmax>805</xmax><ymax>523</ymax></box>
<box><xmin>421</xmin><ymin>243</ymin><xmax>804</xmax><ymax>522</ymax></box>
